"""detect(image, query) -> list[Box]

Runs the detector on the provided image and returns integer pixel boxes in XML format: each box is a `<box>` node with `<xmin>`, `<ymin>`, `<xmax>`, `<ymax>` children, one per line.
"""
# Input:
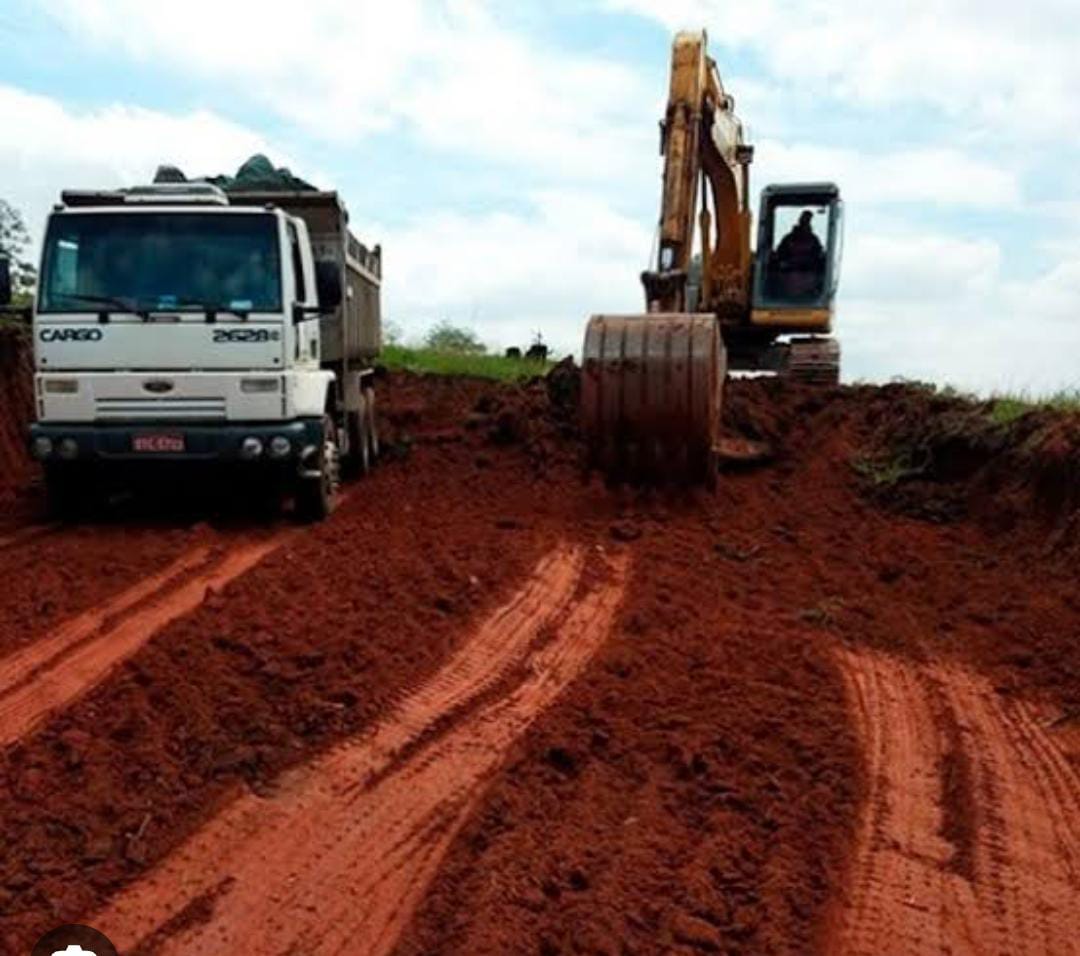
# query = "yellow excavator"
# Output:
<box><xmin>582</xmin><ymin>30</ymin><xmax>844</xmax><ymax>485</ymax></box>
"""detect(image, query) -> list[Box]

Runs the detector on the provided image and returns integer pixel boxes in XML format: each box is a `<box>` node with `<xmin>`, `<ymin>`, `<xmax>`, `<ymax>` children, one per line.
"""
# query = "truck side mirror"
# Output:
<box><xmin>0</xmin><ymin>257</ymin><xmax>11</xmax><ymax>308</ymax></box>
<box><xmin>315</xmin><ymin>260</ymin><xmax>343</xmax><ymax>312</ymax></box>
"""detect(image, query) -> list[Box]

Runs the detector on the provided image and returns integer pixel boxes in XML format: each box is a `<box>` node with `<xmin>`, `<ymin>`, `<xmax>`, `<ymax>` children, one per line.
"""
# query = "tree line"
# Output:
<box><xmin>0</xmin><ymin>199</ymin><xmax>35</xmax><ymax>306</ymax></box>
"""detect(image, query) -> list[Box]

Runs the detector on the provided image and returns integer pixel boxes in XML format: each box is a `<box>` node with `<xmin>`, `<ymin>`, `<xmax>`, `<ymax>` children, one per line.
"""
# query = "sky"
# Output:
<box><xmin>1</xmin><ymin>0</ymin><xmax>1078</xmax><ymax>392</ymax></box>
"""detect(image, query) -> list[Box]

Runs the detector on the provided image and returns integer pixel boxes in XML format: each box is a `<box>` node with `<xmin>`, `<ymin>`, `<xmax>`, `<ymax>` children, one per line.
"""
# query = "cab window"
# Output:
<box><xmin>764</xmin><ymin>204</ymin><xmax>830</xmax><ymax>302</ymax></box>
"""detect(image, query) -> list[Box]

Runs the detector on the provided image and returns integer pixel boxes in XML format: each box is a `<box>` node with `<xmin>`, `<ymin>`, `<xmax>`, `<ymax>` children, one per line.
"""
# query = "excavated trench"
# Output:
<box><xmin>0</xmin><ymin>338</ymin><xmax>1077</xmax><ymax>955</ymax></box>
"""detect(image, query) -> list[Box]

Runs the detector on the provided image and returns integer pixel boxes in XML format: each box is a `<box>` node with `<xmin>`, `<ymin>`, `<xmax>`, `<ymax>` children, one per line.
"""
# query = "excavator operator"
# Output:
<box><xmin>778</xmin><ymin>211</ymin><xmax>824</xmax><ymax>268</ymax></box>
<box><xmin>774</xmin><ymin>210</ymin><xmax>825</xmax><ymax>298</ymax></box>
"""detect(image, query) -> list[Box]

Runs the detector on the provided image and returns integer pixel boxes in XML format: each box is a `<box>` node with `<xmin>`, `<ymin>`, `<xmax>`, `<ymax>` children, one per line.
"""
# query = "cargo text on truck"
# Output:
<box><xmin>23</xmin><ymin>164</ymin><xmax>382</xmax><ymax>521</ymax></box>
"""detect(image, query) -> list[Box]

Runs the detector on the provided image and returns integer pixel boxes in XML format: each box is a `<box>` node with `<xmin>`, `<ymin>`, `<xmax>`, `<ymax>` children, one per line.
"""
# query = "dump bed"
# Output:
<box><xmin>228</xmin><ymin>191</ymin><xmax>382</xmax><ymax>364</ymax></box>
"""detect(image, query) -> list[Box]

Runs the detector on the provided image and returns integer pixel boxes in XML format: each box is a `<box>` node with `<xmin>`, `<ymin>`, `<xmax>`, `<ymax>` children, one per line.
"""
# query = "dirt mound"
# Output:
<box><xmin>381</xmin><ymin>367</ymin><xmax>580</xmax><ymax>479</ymax></box>
<box><xmin>393</xmin><ymin>503</ymin><xmax>860</xmax><ymax>956</ymax></box>
<box><xmin>393</xmin><ymin>374</ymin><xmax>1080</xmax><ymax>956</ymax></box>
<box><xmin>856</xmin><ymin>384</ymin><xmax>1080</xmax><ymax>548</ymax></box>
<box><xmin>0</xmin><ymin>327</ymin><xmax>35</xmax><ymax>516</ymax></box>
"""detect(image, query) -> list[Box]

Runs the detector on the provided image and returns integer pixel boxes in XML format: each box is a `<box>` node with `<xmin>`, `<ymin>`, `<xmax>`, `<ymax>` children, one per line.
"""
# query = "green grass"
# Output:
<box><xmin>986</xmin><ymin>391</ymin><xmax>1080</xmax><ymax>425</ymax></box>
<box><xmin>851</xmin><ymin>451</ymin><xmax>927</xmax><ymax>487</ymax></box>
<box><xmin>888</xmin><ymin>381</ymin><xmax>1080</xmax><ymax>426</ymax></box>
<box><xmin>380</xmin><ymin>345</ymin><xmax>553</xmax><ymax>382</ymax></box>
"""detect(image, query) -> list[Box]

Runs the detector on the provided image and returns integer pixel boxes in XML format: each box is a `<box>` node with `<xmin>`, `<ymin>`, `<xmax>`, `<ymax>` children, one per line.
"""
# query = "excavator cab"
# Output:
<box><xmin>752</xmin><ymin>183</ymin><xmax>844</xmax><ymax>319</ymax></box>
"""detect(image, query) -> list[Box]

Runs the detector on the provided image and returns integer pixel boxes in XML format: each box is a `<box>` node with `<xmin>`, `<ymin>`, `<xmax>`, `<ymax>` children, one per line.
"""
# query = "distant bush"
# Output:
<box><xmin>382</xmin><ymin>320</ymin><xmax>405</xmax><ymax>347</ymax></box>
<box><xmin>381</xmin><ymin>345</ymin><xmax>551</xmax><ymax>383</ymax></box>
<box><xmin>424</xmin><ymin>321</ymin><xmax>487</xmax><ymax>355</ymax></box>
<box><xmin>0</xmin><ymin>199</ymin><xmax>37</xmax><ymax>297</ymax></box>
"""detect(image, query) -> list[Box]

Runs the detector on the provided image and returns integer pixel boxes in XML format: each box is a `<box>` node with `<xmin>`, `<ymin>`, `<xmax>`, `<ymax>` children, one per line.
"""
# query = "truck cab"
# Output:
<box><xmin>28</xmin><ymin>181</ymin><xmax>381</xmax><ymax>519</ymax></box>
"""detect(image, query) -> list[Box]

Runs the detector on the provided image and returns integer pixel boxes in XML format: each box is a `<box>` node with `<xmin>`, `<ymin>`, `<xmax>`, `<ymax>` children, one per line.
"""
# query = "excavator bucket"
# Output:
<box><xmin>582</xmin><ymin>314</ymin><xmax>725</xmax><ymax>487</ymax></box>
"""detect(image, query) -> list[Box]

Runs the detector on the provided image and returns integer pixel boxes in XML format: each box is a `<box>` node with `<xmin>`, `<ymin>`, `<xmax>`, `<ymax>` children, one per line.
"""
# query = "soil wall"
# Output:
<box><xmin>0</xmin><ymin>327</ymin><xmax>33</xmax><ymax>506</ymax></box>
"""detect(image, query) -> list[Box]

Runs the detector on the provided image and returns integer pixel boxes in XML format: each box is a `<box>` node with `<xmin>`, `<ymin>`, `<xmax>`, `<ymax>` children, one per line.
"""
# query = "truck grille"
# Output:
<box><xmin>95</xmin><ymin>397</ymin><xmax>227</xmax><ymax>421</ymax></box>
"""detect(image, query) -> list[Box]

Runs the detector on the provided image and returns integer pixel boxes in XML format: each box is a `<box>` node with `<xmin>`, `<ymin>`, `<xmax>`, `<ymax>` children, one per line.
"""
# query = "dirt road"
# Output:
<box><xmin>0</xmin><ymin>368</ymin><xmax>1076</xmax><ymax>955</ymax></box>
<box><xmin>833</xmin><ymin>648</ymin><xmax>1080</xmax><ymax>956</ymax></box>
<box><xmin>92</xmin><ymin>545</ymin><xmax>628</xmax><ymax>954</ymax></box>
<box><xmin>0</xmin><ymin>534</ymin><xmax>289</xmax><ymax>747</ymax></box>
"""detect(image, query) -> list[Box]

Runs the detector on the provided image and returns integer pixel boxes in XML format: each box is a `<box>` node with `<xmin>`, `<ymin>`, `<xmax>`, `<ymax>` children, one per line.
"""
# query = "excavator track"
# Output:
<box><xmin>582</xmin><ymin>314</ymin><xmax>725</xmax><ymax>487</ymax></box>
<box><xmin>783</xmin><ymin>336</ymin><xmax>841</xmax><ymax>386</ymax></box>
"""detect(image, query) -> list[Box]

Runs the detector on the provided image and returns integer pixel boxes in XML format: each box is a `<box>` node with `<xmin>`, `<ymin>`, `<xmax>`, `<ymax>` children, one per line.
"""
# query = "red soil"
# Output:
<box><xmin>0</xmin><ymin>359</ymin><xmax>1075</xmax><ymax>956</ymax></box>
<box><xmin>90</xmin><ymin>545</ymin><xmax>629</xmax><ymax>955</ymax></box>
<box><xmin>393</xmin><ymin>379</ymin><xmax>1080</xmax><ymax>956</ymax></box>
<box><xmin>0</xmin><ymin>371</ymin><xmax>576</xmax><ymax>951</ymax></box>
<box><xmin>0</xmin><ymin>524</ymin><xmax>218</xmax><ymax>658</ymax></box>
<box><xmin>833</xmin><ymin>647</ymin><xmax>1080</xmax><ymax>955</ymax></box>
<box><xmin>0</xmin><ymin>327</ymin><xmax>36</xmax><ymax>523</ymax></box>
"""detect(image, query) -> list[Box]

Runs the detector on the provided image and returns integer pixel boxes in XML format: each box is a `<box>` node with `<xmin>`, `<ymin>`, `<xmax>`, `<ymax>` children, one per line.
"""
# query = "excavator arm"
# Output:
<box><xmin>643</xmin><ymin>31</ymin><xmax>754</xmax><ymax>317</ymax></box>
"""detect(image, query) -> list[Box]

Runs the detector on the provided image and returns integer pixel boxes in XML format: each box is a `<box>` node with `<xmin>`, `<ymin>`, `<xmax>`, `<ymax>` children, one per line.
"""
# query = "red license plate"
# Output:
<box><xmin>132</xmin><ymin>433</ymin><xmax>185</xmax><ymax>453</ymax></box>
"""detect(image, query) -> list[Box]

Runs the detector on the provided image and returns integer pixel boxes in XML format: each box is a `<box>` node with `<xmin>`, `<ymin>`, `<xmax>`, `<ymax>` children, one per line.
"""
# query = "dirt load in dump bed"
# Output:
<box><xmin>0</xmin><ymin>340</ymin><xmax>1076</xmax><ymax>956</ymax></box>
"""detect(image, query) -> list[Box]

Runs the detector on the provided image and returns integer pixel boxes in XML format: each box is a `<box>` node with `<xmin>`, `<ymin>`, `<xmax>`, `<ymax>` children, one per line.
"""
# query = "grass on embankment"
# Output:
<box><xmin>986</xmin><ymin>391</ymin><xmax>1080</xmax><ymax>424</ymax></box>
<box><xmin>380</xmin><ymin>345</ymin><xmax>552</xmax><ymax>383</ymax></box>
<box><xmin>903</xmin><ymin>382</ymin><xmax>1080</xmax><ymax>425</ymax></box>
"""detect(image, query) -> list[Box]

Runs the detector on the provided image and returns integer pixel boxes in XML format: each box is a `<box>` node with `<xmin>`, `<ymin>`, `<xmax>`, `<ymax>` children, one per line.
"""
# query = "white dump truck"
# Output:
<box><xmin>21</xmin><ymin>172</ymin><xmax>382</xmax><ymax>520</ymax></box>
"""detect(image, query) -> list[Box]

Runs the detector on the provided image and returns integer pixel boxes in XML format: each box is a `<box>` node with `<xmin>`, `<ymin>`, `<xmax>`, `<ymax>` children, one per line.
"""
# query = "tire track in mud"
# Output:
<box><xmin>0</xmin><ymin>522</ymin><xmax>58</xmax><ymax>552</ymax></box>
<box><xmin>832</xmin><ymin>647</ymin><xmax>1080</xmax><ymax>956</ymax></box>
<box><xmin>91</xmin><ymin>543</ymin><xmax>629</xmax><ymax>956</ymax></box>
<box><xmin>0</xmin><ymin>533</ymin><xmax>291</xmax><ymax>748</ymax></box>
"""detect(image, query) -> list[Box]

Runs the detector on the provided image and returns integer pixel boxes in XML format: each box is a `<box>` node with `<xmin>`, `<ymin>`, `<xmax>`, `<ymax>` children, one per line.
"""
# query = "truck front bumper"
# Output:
<box><xmin>29</xmin><ymin>420</ymin><xmax>324</xmax><ymax>466</ymax></box>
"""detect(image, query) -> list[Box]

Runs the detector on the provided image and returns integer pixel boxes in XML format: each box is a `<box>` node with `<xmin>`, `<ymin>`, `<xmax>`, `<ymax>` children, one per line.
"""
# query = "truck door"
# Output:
<box><xmin>288</xmin><ymin>220</ymin><xmax>319</xmax><ymax>366</ymax></box>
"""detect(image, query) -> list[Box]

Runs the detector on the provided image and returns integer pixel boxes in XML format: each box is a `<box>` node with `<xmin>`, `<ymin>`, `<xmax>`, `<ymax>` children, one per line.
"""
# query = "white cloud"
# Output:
<box><xmin>843</xmin><ymin>232</ymin><xmax>1002</xmax><ymax>302</ymax></box>
<box><xmin>838</xmin><ymin>231</ymin><xmax>1080</xmax><ymax>391</ymax></box>
<box><xmin>842</xmin><ymin>294</ymin><xmax>1080</xmax><ymax>394</ymax></box>
<box><xmin>39</xmin><ymin>0</ymin><xmax>654</xmax><ymax>181</ymax></box>
<box><xmin>607</xmin><ymin>0</ymin><xmax>1080</xmax><ymax>138</ymax></box>
<box><xmin>38</xmin><ymin>0</ymin><xmax>424</xmax><ymax>136</ymax></box>
<box><xmin>754</xmin><ymin>143</ymin><xmax>1019</xmax><ymax>208</ymax></box>
<box><xmin>0</xmin><ymin>85</ymin><xmax>288</xmax><ymax>248</ymax></box>
<box><xmin>1003</xmin><ymin>258</ymin><xmax>1080</xmax><ymax>326</ymax></box>
<box><xmin>378</xmin><ymin>190</ymin><xmax>653</xmax><ymax>353</ymax></box>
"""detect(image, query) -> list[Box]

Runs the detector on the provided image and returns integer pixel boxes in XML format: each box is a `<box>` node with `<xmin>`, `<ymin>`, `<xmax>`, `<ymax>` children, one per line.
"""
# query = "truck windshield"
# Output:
<box><xmin>38</xmin><ymin>212</ymin><xmax>282</xmax><ymax>314</ymax></box>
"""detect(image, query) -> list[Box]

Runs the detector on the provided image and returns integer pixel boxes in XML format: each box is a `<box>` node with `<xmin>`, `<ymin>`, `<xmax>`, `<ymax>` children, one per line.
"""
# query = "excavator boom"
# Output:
<box><xmin>643</xmin><ymin>31</ymin><xmax>754</xmax><ymax>316</ymax></box>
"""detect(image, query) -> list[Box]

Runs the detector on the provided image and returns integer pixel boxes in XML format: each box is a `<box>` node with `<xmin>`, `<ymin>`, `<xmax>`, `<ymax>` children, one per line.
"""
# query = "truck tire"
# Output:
<box><xmin>363</xmin><ymin>386</ymin><xmax>380</xmax><ymax>462</ymax></box>
<box><xmin>295</xmin><ymin>415</ymin><xmax>341</xmax><ymax>522</ymax></box>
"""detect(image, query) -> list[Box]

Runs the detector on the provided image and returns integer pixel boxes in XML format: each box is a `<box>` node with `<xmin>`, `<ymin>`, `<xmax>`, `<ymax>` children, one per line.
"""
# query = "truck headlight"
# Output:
<box><xmin>43</xmin><ymin>378</ymin><xmax>79</xmax><ymax>394</ymax></box>
<box><xmin>31</xmin><ymin>436</ymin><xmax>53</xmax><ymax>460</ymax></box>
<box><xmin>240</xmin><ymin>436</ymin><xmax>264</xmax><ymax>460</ymax></box>
<box><xmin>58</xmin><ymin>438</ymin><xmax>79</xmax><ymax>460</ymax></box>
<box><xmin>241</xmin><ymin>378</ymin><xmax>280</xmax><ymax>394</ymax></box>
<box><xmin>269</xmin><ymin>436</ymin><xmax>292</xmax><ymax>459</ymax></box>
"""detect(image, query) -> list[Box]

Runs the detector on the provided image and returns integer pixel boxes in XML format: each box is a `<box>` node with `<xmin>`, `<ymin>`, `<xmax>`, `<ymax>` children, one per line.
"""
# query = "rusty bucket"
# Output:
<box><xmin>581</xmin><ymin>314</ymin><xmax>725</xmax><ymax>487</ymax></box>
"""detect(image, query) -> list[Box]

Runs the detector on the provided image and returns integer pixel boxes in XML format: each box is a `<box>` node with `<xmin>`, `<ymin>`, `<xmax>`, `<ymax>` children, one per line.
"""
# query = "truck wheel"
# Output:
<box><xmin>296</xmin><ymin>415</ymin><xmax>341</xmax><ymax>522</ymax></box>
<box><xmin>363</xmin><ymin>386</ymin><xmax>380</xmax><ymax>462</ymax></box>
<box><xmin>45</xmin><ymin>465</ymin><xmax>94</xmax><ymax>522</ymax></box>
